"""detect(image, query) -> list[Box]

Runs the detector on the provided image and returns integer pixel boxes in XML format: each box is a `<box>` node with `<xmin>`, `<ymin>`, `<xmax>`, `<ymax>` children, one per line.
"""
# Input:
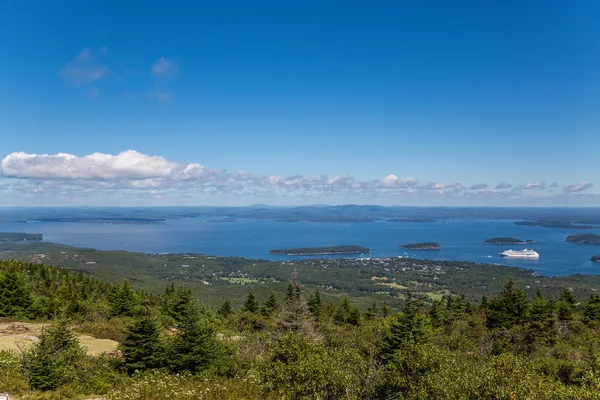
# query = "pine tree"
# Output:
<box><xmin>584</xmin><ymin>294</ymin><xmax>600</xmax><ymax>327</ymax></box>
<box><xmin>168</xmin><ymin>303</ymin><xmax>226</xmax><ymax>374</ymax></box>
<box><xmin>526</xmin><ymin>290</ymin><xmax>557</xmax><ymax>346</ymax></box>
<box><xmin>334</xmin><ymin>297</ymin><xmax>352</xmax><ymax>324</ymax></box>
<box><xmin>380</xmin><ymin>290</ymin><xmax>429</xmax><ymax>358</ymax></box>
<box><xmin>242</xmin><ymin>290</ymin><xmax>260</xmax><ymax>314</ymax></box>
<box><xmin>285</xmin><ymin>282</ymin><xmax>294</xmax><ymax>302</ymax></box>
<box><xmin>168</xmin><ymin>286</ymin><xmax>194</xmax><ymax>323</ymax></box>
<box><xmin>27</xmin><ymin>322</ymin><xmax>84</xmax><ymax>391</ymax></box>
<box><xmin>559</xmin><ymin>288</ymin><xmax>577</xmax><ymax>306</ymax></box>
<box><xmin>109</xmin><ymin>280</ymin><xmax>139</xmax><ymax>317</ymax></box>
<box><xmin>0</xmin><ymin>267</ymin><xmax>33</xmax><ymax>318</ymax></box>
<box><xmin>120</xmin><ymin>311</ymin><xmax>164</xmax><ymax>373</ymax></box>
<box><xmin>308</xmin><ymin>289</ymin><xmax>322</xmax><ymax>320</ymax></box>
<box><xmin>262</xmin><ymin>291</ymin><xmax>280</xmax><ymax>316</ymax></box>
<box><xmin>278</xmin><ymin>271</ymin><xmax>315</xmax><ymax>336</ymax></box>
<box><xmin>486</xmin><ymin>278</ymin><xmax>529</xmax><ymax>329</ymax></box>
<box><xmin>218</xmin><ymin>299</ymin><xmax>234</xmax><ymax>318</ymax></box>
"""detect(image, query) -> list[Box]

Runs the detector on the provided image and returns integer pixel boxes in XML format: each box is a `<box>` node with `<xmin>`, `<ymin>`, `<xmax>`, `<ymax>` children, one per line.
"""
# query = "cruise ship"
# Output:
<box><xmin>499</xmin><ymin>249</ymin><xmax>539</xmax><ymax>259</ymax></box>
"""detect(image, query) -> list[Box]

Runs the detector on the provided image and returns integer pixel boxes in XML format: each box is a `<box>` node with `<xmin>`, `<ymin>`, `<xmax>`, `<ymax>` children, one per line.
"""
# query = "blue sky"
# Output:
<box><xmin>0</xmin><ymin>1</ymin><xmax>599</xmax><ymax>206</ymax></box>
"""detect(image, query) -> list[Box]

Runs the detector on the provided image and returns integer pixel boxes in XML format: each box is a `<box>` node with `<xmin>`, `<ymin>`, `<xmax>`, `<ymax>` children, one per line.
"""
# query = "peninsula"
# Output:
<box><xmin>592</xmin><ymin>255</ymin><xmax>600</xmax><ymax>263</ymax></box>
<box><xmin>484</xmin><ymin>237</ymin><xmax>533</xmax><ymax>245</ymax></box>
<box><xmin>515</xmin><ymin>220</ymin><xmax>596</xmax><ymax>229</ymax></box>
<box><xmin>0</xmin><ymin>232</ymin><xmax>43</xmax><ymax>243</ymax></box>
<box><xmin>566</xmin><ymin>234</ymin><xmax>600</xmax><ymax>244</ymax></box>
<box><xmin>400</xmin><ymin>242</ymin><xmax>441</xmax><ymax>250</ymax></box>
<box><xmin>269</xmin><ymin>245</ymin><xmax>370</xmax><ymax>256</ymax></box>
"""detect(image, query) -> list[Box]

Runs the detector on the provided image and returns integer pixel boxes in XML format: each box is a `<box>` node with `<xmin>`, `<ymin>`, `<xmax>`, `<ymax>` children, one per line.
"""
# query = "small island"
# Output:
<box><xmin>566</xmin><ymin>234</ymin><xmax>600</xmax><ymax>244</ymax></box>
<box><xmin>0</xmin><ymin>232</ymin><xmax>43</xmax><ymax>243</ymax></box>
<box><xmin>269</xmin><ymin>245</ymin><xmax>370</xmax><ymax>256</ymax></box>
<box><xmin>399</xmin><ymin>242</ymin><xmax>441</xmax><ymax>250</ymax></box>
<box><xmin>515</xmin><ymin>220</ymin><xmax>596</xmax><ymax>229</ymax></box>
<box><xmin>592</xmin><ymin>255</ymin><xmax>600</xmax><ymax>263</ymax></box>
<box><xmin>388</xmin><ymin>218</ymin><xmax>438</xmax><ymax>223</ymax></box>
<box><xmin>484</xmin><ymin>237</ymin><xmax>533</xmax><ymax>245</ymax></box>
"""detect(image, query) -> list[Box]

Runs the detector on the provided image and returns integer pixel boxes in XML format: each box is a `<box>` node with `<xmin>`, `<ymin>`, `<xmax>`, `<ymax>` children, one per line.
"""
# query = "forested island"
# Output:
<box><xmin>0</xmin><ymin>232</ymin><xmax>43</xmax><ymax>243</ymax></box>
<box><xmin>566</xmin><ymin>234</ymin><xmax>600</xmax><ymax>244</ymax></box>
<box><xmin>399</xmin><ymin>242</ymin><xmax>441</xmax><ymax>250</ymax></box>
<box><xmin>592</xmin><ymin>255</ymin><xmax>600</xmax><ymax>263</ymax></box>
<box><xmin>269</xmin><ymin>245</ymin><xmax>370</xmax><ymax>255</ymax></box>
<box><xmin>515</xmin><ymin>220</ymin><xmax>596</xmax><ymax>229</ymax></box>
<box><xmin>484</xmin><ymin>237</ymin><xmax>533</xmax><ymax>244</ymax></box>
<box><xmin>387</xmin><ymin>218</ymin><xmax>438</xmax><ymax>223</ymax></box>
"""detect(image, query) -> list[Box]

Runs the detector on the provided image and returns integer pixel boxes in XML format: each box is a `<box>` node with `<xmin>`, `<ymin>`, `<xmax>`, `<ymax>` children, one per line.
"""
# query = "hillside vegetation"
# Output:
<box><xmin>4</xmin><ymin>257</ymin><xmax>600</xmax><ymax>399</ymax></box>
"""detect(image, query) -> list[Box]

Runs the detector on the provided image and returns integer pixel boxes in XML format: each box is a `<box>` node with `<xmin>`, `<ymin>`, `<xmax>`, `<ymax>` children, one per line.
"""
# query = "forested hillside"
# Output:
<box><xmin>4</xmin><ymin>258</ymin><xmax>600</xmax><ymax>399</ymax></box>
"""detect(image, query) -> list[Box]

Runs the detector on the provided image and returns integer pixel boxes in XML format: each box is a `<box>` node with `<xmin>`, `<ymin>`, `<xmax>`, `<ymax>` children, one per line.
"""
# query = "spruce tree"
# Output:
<box><xmin>380</xmin><ymin>290</ymin><xmax>429</xmax><ymax>358</ymax></box>
<box><xmin>526</xmin><ymin>290</ymin><xmax>557</xmax><ymax>346</ymax></box>
<box><xmin>308</xmin><ymin>289</ymin><xmax>322</xmax><ymax>320</ymax></box>
<box><xmin>218</xmin><ymin>299</ymin><xmax>234</xmax><ymax>318</ymax></box>
<box><xmin>168</xmin><ymin>303</ymin><xmax>225</xmax><ymax>374</ymax></box>
<box><xmin>486</xmin><ymin>278</ymin><xmax>528</xmax><ymax>329</ymax></box>
<box><xmin>120</xmin><ymin>311</ymin><xmax>164</xmax><ymax>373</ymax></box>
<box><xmin>0</xmin><ymin>267</ymin><xmax>33</xmax><ymax>318</ymax></box>
<box><xmin>584</xmin><ymin>295</ymin><xmax>600</xmax><ymax>327</ymax></box>
<box><xmin>278</xmin><ymin>271</ymin><xmax>315</xmax><ymax>336</ymax></box>
<box><xmin>27</xmin><ymin>322</ymin><xmax>84</xmax><ymax>391</ymax></box>
<box><xmin>242</xmin><ymin>290</ymin><xmax>260</xmax><ymax>313</ymax></box>
<box><xmin>262</xmin><ymin>291</ymin><xmax>280</xmax><ymax>316</ymax></box>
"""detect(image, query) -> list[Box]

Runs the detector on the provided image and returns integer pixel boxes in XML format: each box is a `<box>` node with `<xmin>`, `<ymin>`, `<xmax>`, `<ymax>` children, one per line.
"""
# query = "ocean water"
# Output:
<box><xmin>1</xmin><ymin>218</ymin><xmax>599</xmax><ymax>277</ymax></box>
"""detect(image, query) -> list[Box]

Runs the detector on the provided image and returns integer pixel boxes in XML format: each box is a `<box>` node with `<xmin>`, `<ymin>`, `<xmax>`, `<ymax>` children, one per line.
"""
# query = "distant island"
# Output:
<box><xmin>484</xmin><ymin>237</ymin><xmax>533</xmax><ymax>245</ymax></box>
<box><xmin>592</xmin><ymin>255</ymin><xmax>600</xmax><ymax>263</ymax></box>
<box><xmin>399</xmin><ymin>242</ymin><xmax>441</xmax><ymax>250</ymax></box>
<box><xmin>29</xmin><ymin>217</ymin><xmax>167</xmax><ymax>224</ymax></box>
<box><xmin>0</xmin><ymin>232</ymin><xmax>43</xmax><ymax>243</ymax></box>
<box><xmin>566</xmin><ymin>234</ymin><xmax>600</xmax><ymax>244</ymax></box>
<box><xmin>269</xmin><ymin>245</ymin><xmax>370</xmax><ymax>255</ymax></box>
<box><xmin>515</xmin><ymin>220</ymin><xmax>596</xmax><ymax>229</ymax></box>
<box><xmin>388</xmin><ymin>218</ymin><xmax>438</xmax><ymax>223</ymax></box>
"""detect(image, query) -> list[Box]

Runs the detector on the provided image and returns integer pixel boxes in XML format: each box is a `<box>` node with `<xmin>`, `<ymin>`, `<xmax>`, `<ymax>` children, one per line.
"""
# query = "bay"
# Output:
<box><xmin>1</xmin><ymin>218</ymin><xmax>599</xmax><ymax>276</ymax></box>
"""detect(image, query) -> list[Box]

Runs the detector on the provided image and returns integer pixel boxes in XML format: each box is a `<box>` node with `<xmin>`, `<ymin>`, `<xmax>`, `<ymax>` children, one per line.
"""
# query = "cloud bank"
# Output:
<box><xmin>59</xmin><ymin>48</ymin><xmax>108</xmax><ymax>86</ymax></box>
<box><xmin>0</xmin><ymin>151</ymin><xmax>596</xmax><ymax>206</ymax></box>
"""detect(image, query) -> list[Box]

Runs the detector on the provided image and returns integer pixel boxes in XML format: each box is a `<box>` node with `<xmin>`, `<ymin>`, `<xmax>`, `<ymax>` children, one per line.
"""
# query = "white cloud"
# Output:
<box><xmin>495</xmin><ymin>182</ymin><xmax>512</xmax><ymax>190</ymax></box>
<box><xmin>59</xmin><ymin>48</ymin><xmax>108</xmax><ymax>85</ymax></box>
<box><xmin>563</xmin><ymin>181</ymin><xmax>593</xmax><ymax>193</ymax></box>
<box><xmin>0</xmin><ymin>151</ymin><xmax>595</xmax><ymax>205</ymax></box>
<box><xmin>152</xmin><ymin>57</ymin><xmax>178</xmax><ymax>77</ymax></box>
<box><xmin>0</xmin><ymin>150</ymin><xmax>188</xmax><ymax>181</ymax></box>
<box><xmin>469</xmin><ymin>183</ymin><xmax>488</xmax><ymax>190</ymax></box>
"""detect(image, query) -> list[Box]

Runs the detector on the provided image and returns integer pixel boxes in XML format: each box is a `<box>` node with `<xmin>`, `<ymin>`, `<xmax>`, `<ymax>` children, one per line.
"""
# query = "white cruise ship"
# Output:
<box><xmin>499</xmin><ymin>249</ymin><xmax>539</xmax><ymax>259</ymax></box>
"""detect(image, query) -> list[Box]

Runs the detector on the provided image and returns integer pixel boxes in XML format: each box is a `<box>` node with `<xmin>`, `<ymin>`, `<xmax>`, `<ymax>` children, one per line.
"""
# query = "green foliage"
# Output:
<box><xmin>26</xmin><ymin>322</ymin><xmax>85</xmax><ymax>391</ymax></box>
<box><xmin>381</xmin><ymin>290</ymin><xmax>430</xmax><ymax>358</ymax></box>
<box><xmin>262</xmin><ymin>291</ymin><xmax>279</xmax><ymax>316</ymax></box>
<box><xmin>525</xmin><ymin>290</ymin><xmax>557</xmax><ymax>347</ymax></box>
<box><xmin>108</xmin><ymin>280</ymin><xmax>140</xmax><ymax>318</ymax></box>
<box><xmin>486</xmin><ymin>278</ymin><xmax>529</xmax><ymax>329</ymax></box>
<box><xmin>584</xmin><ymin>294</ymin><xmax>600</xmax><ymax>327</ymax></box>
<box><xmin>241</xmin><ymin>290</ymin><xmax>260</xmax><ymax>314</ymax></box>
<box><xmin>258</xmin><ymin>333</ymin><xmax>365</xmax><ymax>399</ymax></box>
<box><xmin>167</xmin><ymin>303</ymin><xmax>235</xmax><ymax>376</ymax></box>
<box><xmin>218</xmin><ymin>299</ymin><xmax>234</xmax><ymax>318</ymax></box>
<box><xmin>120</xmin><ymin>311</ymin><xmax>164</xmax><ymax>373</ymax></box>
<box><xmin>0</xmin><ymin>266</ymin><xmax>33</xmax><ymax>318</ymax></box>
<box><xmin>278</xmin><ymin>272</ymin><xmax>316</xmax><ymax>337</ymax></box>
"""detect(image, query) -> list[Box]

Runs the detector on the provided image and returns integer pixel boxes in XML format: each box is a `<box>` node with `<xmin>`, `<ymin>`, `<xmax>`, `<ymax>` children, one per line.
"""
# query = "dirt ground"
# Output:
<box><xmin>0</xmin><ymin>322</ymin><xmax>118</xmax><ymax>356</ymax></box>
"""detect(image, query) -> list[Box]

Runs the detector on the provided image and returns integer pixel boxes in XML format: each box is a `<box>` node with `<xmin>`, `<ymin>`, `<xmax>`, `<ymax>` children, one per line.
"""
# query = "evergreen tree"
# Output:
<box><xmin>308</xmin><ymin>289</ymin><xmax>322</xmax><ymax>320</ymax></box>
<box><xmin>168</xmin><ymin>286</ymin><xmax>194</xmax><ymax>323</ymax></box>
<box><xmin>486</xmin><ymin>278</ymin><xmax>529</xmax><ymax>329</ymax></box>
<box><xmin>380</xmin><ymin>290</ymin><xmax>429</xmax><ymax>358</ymax></box>
<box><xmin>26</xmin><ymin>322</ymin><xmax>84</xmax><ymax>391</ymax></box>
<box><xmin>262</xmin><ymin>291</ymin><xmax>280</xmax><ymax>316</ymax></box>
<box><xmin>218</xmin><ymin>299</ymin><xmax>234</xmax><ymax>318</ymax></box>
<box><xmin>168</xmin><ymin>303</ymin><xmax>227</xmax><ymax>374</ymax></box>
<box><xmin>346</xmin><ymin>307</ymin><xmax>361</xmax><ymax>326</ymax></box>
<box><xmin>334</xmin><ymin>297</ymin><xmax>352</xmax><ymax>324</ymax></box>
<box><xmin>285</xmin><ymin>282</ymin><xmax>294</xmax><ymax>302</ymax></box>
<box><xmin>109</xmin><ymin>280</ymin><xmax>139</xmax><ymax>317</ymax></box>
<box><xmin>278</xmin><ymin>271</ymin><xmax>315</xmax><ymax>336</ymax></box>
<box><xmin>381</xmin><ymin>303</ymin><xmax>392</xmax><ymax>318</ymax></box>
<box><xmin>120</xmin><ymin>311</ymin><xmax>164</xmax><ymax>373</ymax></box>
<box><xmin>559</xmin><ymin>288</ymin><xmax>577</xmax><ymax>306</ymax></box>
<box><xmin>242</xmin><ymin>290</ymin><xmax>260</xmax><ymax>314</ymax></box>
<box><xmin>584</xmin><ymin>294</ymin><xmax>600</xmax><ymax>327</ymax></box>
<box><xmin>525</xmin><ymin>290</ymin><xmax>557</xmax><ymax>346</ymax></box>
<box><xmin>0</xmin><ymin>267</ymin><xmax>33</xmax><ymax>318</ymax></box>
<box><xmin>557</xmin><ymin>288</ymin><xmax>576</xmax><ymax>323</ymax></box>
